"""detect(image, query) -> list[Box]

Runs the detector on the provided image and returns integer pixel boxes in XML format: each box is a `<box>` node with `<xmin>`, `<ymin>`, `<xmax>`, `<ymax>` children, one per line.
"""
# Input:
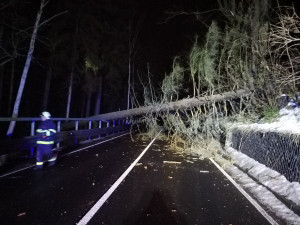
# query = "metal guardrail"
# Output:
<box><xmin>0</xmin><ymin>125</ymin><xmax>129</xmax><ymax>156</ymax></box>
<box><xmin>0</xmin><ymin>117</ymin><xmax>130</xmax><ymax>156</ymax></box>
<box><xmin>0</xmin><ymin>117</ymin><xmax>125</xmax><ymax>135</ymax></box>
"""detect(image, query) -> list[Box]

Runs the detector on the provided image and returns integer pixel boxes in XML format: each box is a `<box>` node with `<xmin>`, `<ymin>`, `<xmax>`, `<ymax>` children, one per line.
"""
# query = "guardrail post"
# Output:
<box><xmin>122</xmin><ymin>119</ymin><xmax>125</xmax><ymax>131</ymax></box>
<box><xmin>30</xmin><ymin>121</ymin><xmax>35</xmax><ymax>157</ymax></box>
<box><xmin>74</xmin><ymin>120</ymin><xmax>79</xmax><ymax>144</ymax></box>
<box><xmin>118</xmin><ymin>119</ymin><xmax>121</xmax><ymax>133</ymax></box>
<box><xmin>88</xmin><ymin>120</ymin><xmax>92</xmax><ymax>140</ymax></box>
<box><xmin>75</xmin><ymin>120</ymin><xmax>79</xmax><ymax>131</ymax></box>
<box><xmin>106</xmin><ymin>121</ymin><xmax>109</xmax><ymax>136</ymax></box>
<box><xmin>31</xmin><ymin>121</ymin><xmax>35</xmax><ymax>136</ymax></box>
<box><xmin>98</xmin><ymin>120</ymin><xmax>101</xmax><ymax>138</ymax></box>
<box><xmin>56</xmin><ymin>121</ymin><xmax>61</xmax><ymax>149</ymax></box>
<box><xmin>113</xmin><ymin>120</ymin><xmax>115</xmax><ymax>134</ymax></box>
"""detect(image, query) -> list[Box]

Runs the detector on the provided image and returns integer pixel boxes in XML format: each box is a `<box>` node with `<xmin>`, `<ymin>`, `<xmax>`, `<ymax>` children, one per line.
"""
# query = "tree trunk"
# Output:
<box><xmin>7</xmin><ymin>0</ymin><xmax>46</xmax><ymax>136</ymax></box>
<box><xmin>42</xmin><ymin>66</ymin><xmax>52</xmax><ymax>110</ymax></box>
<box><xmin>127</xmin><ymin>21</ymin><xmax>139</xmax><ymax>110</ymax></box>
<box><xmin>65</xmin><ymin>71</ymin><xmax>73</xmax><ymax>118</ymax></box>
<box><xmin>127</xmin><ymin>59</ymin><xmax>131</xmax><ymax>110</ymax></box>
<box><xmin>85</xmin><ymin>89</ymin><xmax>92</xmax><ymax>117</ymax></box>
<box><xmin>90</xmin><ymin>89</ymin><xmax>251</xmax><ymax>121</ymax></box>
<box><xmin>65</xmin><ymin>20</ymin><xmax>79</xmax><ymax>119</ymax></box>
<box><xmin>81</xmin><ymin>95</ymin><xmax>86</xmax><ymax>118</ymax></box>
<box><xmin>7</xmin><ymin>55</ymin><xmax>15</xmax><ymax>115</ymax></box>
<box><xmin>94</xmin><ymin>76</ymin><xmax>103</xmax><ymax>115</ymax></box>
<box><xmin>0</xmin><ymin>27</ymin><xmax>3</xmax><ymax>115</ymax></box>
<box><xmin>0</xmin><ymin>66</ymin><xmax>3</xmax><ymax>115</ymax></box>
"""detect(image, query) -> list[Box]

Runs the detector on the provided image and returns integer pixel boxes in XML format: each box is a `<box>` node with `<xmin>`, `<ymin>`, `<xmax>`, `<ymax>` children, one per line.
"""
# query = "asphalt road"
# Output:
<box><xmin>0</xmin><ymin>133</ymin><xmax>273</xmax><ymax>225</ymax></box>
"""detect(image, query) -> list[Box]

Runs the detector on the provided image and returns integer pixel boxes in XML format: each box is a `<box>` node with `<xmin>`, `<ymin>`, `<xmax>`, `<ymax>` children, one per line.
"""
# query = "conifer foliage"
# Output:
<box><xmin>140</xmin><ymin>0</ymin><xmax>300</xmax><ymax>158</ymax></box>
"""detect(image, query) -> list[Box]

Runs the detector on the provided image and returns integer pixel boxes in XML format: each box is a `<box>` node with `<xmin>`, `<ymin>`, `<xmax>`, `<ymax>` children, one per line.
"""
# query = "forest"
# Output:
<box><xmin>0</xmin><ymin>0</ymin><xmax>217</xmax><ymax>119</ymax></box>
<box><xmin>0</xmin><ymin>0</ymin><xmax>300</xmax><ymax>142</ymax></box>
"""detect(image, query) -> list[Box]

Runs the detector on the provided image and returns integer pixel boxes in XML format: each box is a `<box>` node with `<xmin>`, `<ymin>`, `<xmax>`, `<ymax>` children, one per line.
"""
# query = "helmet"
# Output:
<box><xmin>41</xmin><ymin>111</ymin><xmax>51</xmax><ymax>119</ymax></box>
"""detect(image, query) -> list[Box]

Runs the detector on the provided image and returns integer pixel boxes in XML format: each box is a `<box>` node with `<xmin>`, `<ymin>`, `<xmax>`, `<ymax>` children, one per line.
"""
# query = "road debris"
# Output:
<box><xmin>17</xmin><ymin>212</ymin><xmax>26</xmax><ymax>217</ymax></box>
<box><xmin>163</xmin><ymin>161</ymin><xmax>181</xmax><ymax>165</ymax></box>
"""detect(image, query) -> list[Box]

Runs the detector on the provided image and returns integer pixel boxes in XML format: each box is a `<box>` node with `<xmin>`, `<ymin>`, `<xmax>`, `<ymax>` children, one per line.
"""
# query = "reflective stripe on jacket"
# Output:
<box><xmin>36</xmin><ymin>119</ymin><xmax>56</xmax><ymax>144</ymax></box>
<box><xmin>37</xmin><ymin>140</ymin><xmax>54</xmax><ymax>145</ymax></box>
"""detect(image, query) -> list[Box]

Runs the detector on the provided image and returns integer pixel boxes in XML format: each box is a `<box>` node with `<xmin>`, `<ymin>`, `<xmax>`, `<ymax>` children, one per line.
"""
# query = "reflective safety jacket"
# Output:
<box><xmin>36</xmin><ymin>119</ymin><xmax>57</xmax><ymax>145</ymax></box>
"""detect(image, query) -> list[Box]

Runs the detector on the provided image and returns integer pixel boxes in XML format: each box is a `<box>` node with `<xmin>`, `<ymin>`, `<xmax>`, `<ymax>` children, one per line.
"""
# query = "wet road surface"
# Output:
<box><xmin>0</xmin><ymin>133</ymin><xmax>273</xmax><ymax>225</ymax></box>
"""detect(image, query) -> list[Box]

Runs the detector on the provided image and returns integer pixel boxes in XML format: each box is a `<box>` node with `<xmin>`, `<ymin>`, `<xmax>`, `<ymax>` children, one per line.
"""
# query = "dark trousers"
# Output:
<box><xmin>36</xmin><ymin>144</ymin><xmax>56</xmax><ymax>168</ymax></box>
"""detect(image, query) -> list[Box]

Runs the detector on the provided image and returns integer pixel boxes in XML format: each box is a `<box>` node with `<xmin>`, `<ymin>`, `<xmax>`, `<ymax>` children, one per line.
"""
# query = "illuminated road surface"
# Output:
<box><xmin>0</xmin><ymin>133</ymin><xmax>273</xmax><ymax>225</ymax></box>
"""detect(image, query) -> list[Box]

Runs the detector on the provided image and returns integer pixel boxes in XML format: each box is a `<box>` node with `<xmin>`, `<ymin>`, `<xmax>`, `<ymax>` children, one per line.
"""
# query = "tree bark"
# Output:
<box><xmin>7</xmin><ymin>0</ymin><xmax>47</xmax><ymax>136</ymax></box>
<box><xmin>66</xmin><ymin>70</ymin><xmax>73</xmax><ymax>118</ymax></box>
<box><xmin>7</xmin><ymin>54</ymin><xmax>15</xmax><ymax>115</ymax></box>
<box><xmin>85</xmin><ymin>89</ymin><xmax>92</xmax><ymax>117</ymax></box>
<box><xmin>94</xmin><ymin>76</ymin><xmax>103</xmax><ymax>115</ymax></box>
<box><xmin>0</xmin><ymin>66</ymin><xmax>3</xmax><ymax>115</ymax></box>
<box><xmin>81</xmin><ymin>95</ymin><xmax>86</xmax><ymax>118</ymax></box>
<box><xmin>65</xmin><ymin>19</ymin><xmax>79</xmax><ymax>119</ymax></box>
<box><xmin>42</xmin><ymin>66</ymin><xmax>52</xmax><ymax>110</ymax></box>
<box><xmin>127</xmin><ymin>54</ymin><xmax>131</xmax><ymax>110</ymax></box>
<box><xmin>90</xmin><ymin>89</ymin><xmax>252</xmax><ymax>121</ymax></box>
<box><xmin>0</xmin><ymin>27</ymin><xmax>3</xmax><ymax>115</ymax></box>
<box><xmin>127</xmin><ymin>21</ymin><xmax>139</xmax><ymax>110</ymax></box>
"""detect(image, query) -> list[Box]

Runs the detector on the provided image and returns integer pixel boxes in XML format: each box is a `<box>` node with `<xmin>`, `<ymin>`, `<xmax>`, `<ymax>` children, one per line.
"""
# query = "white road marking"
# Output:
<box><xmin>62</xmin><ymin>132</ymin><xmax>129</xmax><ymax>156</ymax></box>
<box><xmin>0</xmin><ymin>165</ymin><xmax>35</xmax><ymax>178</ymax></box>
<box><xmin>209</xmin><ymin>158</ymin><xmax>279</xmax><ymax>225</ymax></box>
<box><xmin>77</xmin><ymin>132</ymin><xmax>161</xmax><ymax>225</ymax></box>
<box><xmin>0</xmin><ymin>133</ymin><xmax>129</xmax><ymax>178</ymax></box>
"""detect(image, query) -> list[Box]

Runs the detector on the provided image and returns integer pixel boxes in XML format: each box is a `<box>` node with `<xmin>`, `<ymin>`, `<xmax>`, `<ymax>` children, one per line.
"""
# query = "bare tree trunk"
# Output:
<box><xmin>81</xmin><ymin>95</ymin><xmax>86</xmax><ymax>118</ymax></box>
<box><xmin>7</xmin><ymin>0</ymin><xmax>47</xmax><ymax>136</ymax></box>
<box><xmin>65</xmin><ymin>71</ymin><xmax>73</xmax><ymax>118</ymax></box>
<box><xmin>42</xmin><ymin>66</ymin><xmax>52</xmax><ymax>110</ymax></box>
<box><xmin>85</xmin><ymin>90</ymin><xmax>92</xmax><ymax>117</ymax></box>
<box><xmin>65</xmin><ymin>20</ymin><xmax>79</xmax><ymax>119</ymax></box>
<box><xmin>127</xmin><ymin>21</ymin><xmax>139</xmax><ymax>110</ymax></box>
<box><xmin>0</xmin><ymin>66</ymin><xmax>3</xmax><ymax>115</ymax></box>
<box><xmin>7</xmin><ymin>55</ymin><xmax>15</xmax><ymax>115</ymax></box>
<box><xmin>94</xmin><ymin>76</ymin><xmax>103</xmax><ymax>115</ymax></box>
<box><xmin>62</xmin><ymin>89</ymin><xmax>251</xmax><ymax>130</ymax></box>
<box><xmin>127</xmin><ymin>55</ymin><xmax>131</xmax><ymax>110</ymax></box>
<box><xmin>0</xmin><ymin>27</ymin><xmax>3</xmax><ymax>115</ymax></box>
<box><xmin>90</xmin><ymin>89</ymin><xmax>251</xmax><ymax>121</ymax></box>
<box><xmin>127</xmin><ymin>23</ymin><xmax>132</xmax><ymax>110</ymax></box>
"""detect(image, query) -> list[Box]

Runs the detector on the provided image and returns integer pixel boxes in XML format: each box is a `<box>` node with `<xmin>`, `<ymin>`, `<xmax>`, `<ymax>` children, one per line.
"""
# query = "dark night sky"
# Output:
<box><xmin>128</xmin><ymin>0</ymin><xmax>299</xmax><ymax>72</ymax></box>
<box><xmin>133</xmin><ymin>0</ymin><xmax>219</xmax><ymax>72</ymax></box>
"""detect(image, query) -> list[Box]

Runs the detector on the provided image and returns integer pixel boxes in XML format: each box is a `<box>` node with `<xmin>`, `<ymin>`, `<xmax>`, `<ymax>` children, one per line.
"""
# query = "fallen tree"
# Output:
<box><xmin>90</xmin><ymin>89</ymin><xmax>252</xmax><ymax>121</ymax></box>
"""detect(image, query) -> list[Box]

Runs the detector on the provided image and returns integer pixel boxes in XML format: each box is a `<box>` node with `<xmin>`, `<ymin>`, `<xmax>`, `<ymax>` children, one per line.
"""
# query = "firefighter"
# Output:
<box><xmin>35</xmin><ymin>111</ymin><xmax>57</xmax><ymax>170</ymax></box>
